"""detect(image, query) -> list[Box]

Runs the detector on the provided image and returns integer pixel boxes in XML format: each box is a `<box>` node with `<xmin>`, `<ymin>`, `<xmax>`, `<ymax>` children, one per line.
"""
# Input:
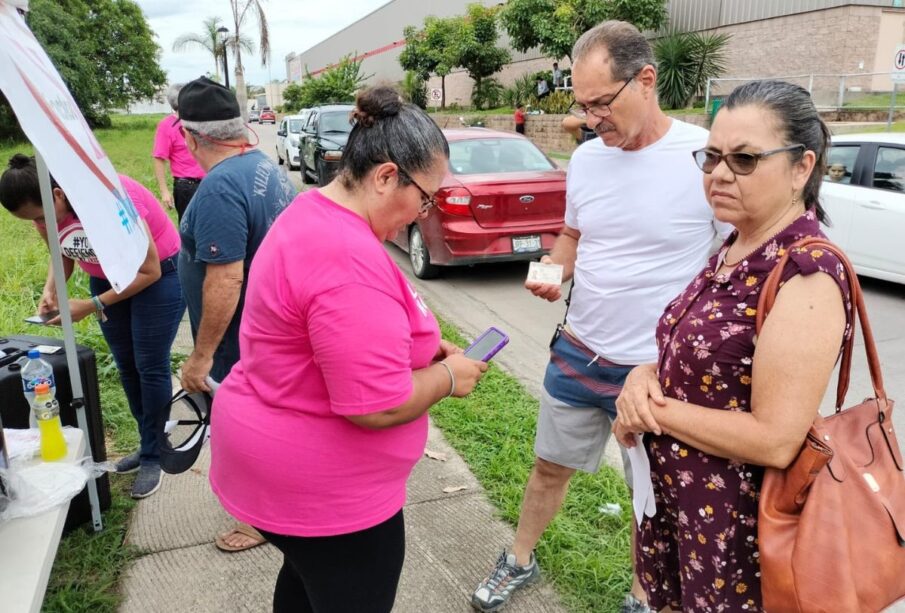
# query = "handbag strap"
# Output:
<box><xmin>754</xmin><ymin>236</ymin><xmax>887</xmax><ymax>411</ymax></box>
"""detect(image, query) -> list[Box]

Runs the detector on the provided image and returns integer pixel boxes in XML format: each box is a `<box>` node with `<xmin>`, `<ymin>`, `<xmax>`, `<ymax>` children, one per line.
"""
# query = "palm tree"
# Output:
<box><xmin>228</xmin><ymin>0</ymin><xmax>270</xmax><ymax>120</ymax></box>
<box><xmin>173</xmin><ymin>16</ymin><xmax>255</xmax><ymax>84</ymax></box>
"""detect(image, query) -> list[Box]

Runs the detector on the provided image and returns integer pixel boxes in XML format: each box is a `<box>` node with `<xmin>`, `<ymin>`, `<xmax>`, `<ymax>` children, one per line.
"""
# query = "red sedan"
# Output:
<box><xmin>259</xmin><ymin>108</ymin><xmax>276</xmax><ymax>124</ymax></box>
<box><xmin>390</xmin><ymin>128</ymin><xmax>566</xmax><ymax>279</ymax></box>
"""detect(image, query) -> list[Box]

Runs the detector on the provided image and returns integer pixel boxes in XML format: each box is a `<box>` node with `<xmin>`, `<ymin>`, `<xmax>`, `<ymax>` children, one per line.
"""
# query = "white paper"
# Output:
<box><xmin>527</xmin><ymin>261</ymin><xmax>564</xmax><ymax>285</ymax></box>
<box><xmin>626</xmin><ymin>433</ymin><xmax>657</xmax><ymax>527</ymax></box>
<box><xmin>34</xmin><ymin>345</ymin><xmax>62</xmax><ymax>354</ymax></box>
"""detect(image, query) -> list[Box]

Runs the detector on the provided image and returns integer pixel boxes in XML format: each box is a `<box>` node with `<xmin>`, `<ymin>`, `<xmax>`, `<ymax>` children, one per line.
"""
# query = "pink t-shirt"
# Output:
<box><xmin>209</xmin><ymin>189</ymin><xmax>441</xmax><ymax>537</ymax></box>
<box><xmin>152</xmin><ymin>114</ymin><xmax>206</xmax><ymax>179</ymax></box>
<box><xmin>37</xmin><ymin>175</ymin><xmax>180</xmax><ymax>279</ymax></box>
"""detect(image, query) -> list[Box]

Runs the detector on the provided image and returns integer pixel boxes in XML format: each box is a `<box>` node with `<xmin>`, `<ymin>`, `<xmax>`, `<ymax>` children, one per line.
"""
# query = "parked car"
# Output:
<box><xmin>820</xmin><ymin>132</ymin><xmax>905</xmax><ymax>284</ymax></box>
<box><xmin>389</xmin><ymin>128</ymin><xmax>566</xmax><ymax>279</ymax></box>
<box><xmin>276</xmin><ymin>112</ymin><xmax>309</xmax><ymax>170</ymax></box>
<box><xmin>259</xmin><ymin>107</ymin><xmax>276</xmax><ymax>124</ymax></box>
<box><xmin>300</xmin><ymin>104</ymin><xmax>354</xmax><ymax>186</ymax></box>
<box><xmin>248</xmin><ymin>109</ymin><xmax>260</xmax><ymax>123</ymax></box>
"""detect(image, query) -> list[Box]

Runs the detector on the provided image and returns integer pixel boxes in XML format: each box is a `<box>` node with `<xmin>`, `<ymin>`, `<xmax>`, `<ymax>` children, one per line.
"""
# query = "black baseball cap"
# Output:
<box><xmin>157</xmin><ymin>389</ymin><xmax>213</xmax><ymax>474</ymax></box>
<box><xmin>177</xmin><ymin>76</ymin><xmax>241</xmax><ymax>122</ymax></box>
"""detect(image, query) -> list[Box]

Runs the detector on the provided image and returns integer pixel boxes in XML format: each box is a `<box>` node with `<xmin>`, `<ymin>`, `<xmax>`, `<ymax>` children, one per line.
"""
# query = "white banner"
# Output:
<box><xmin>0</xmin><ymin>1</ymin><xmax>147</xmax><ymax>292</ymax></box>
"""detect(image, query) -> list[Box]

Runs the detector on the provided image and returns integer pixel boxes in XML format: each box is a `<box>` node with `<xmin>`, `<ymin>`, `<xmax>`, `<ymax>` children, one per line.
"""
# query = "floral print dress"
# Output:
<box><xmin>635</xmin><ymin>210</ymin><xmax>852</xmax><ymax>612</ymax></box>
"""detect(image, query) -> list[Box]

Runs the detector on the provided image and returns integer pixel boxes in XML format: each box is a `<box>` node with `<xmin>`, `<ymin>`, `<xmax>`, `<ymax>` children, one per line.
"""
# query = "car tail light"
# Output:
<box><xmin>438</xmin><ymin>187</ymin><xmax>473</xmax><ymax>217</ymax></box>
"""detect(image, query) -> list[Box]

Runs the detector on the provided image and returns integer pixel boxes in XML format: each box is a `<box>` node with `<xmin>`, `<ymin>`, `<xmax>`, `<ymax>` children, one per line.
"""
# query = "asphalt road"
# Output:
<box><xmin>254</xmin><ymin>120</ymin><xmax>905</xmax><ymax>443</ymax></box>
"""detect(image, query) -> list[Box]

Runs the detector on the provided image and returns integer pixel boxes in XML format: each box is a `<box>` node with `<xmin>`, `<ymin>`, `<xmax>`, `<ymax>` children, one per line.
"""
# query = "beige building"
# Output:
<box><xmin>287</xmin><ymin>1</ymin><xmax>905</xmax><ymax>107</ymax></box>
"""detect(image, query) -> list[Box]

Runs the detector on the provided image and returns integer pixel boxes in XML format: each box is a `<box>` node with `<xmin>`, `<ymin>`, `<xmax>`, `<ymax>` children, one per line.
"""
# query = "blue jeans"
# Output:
<box><xmin>90</xmin><ymin>256</ymin><xmax>185</xmax><ymax>465</ymax></box>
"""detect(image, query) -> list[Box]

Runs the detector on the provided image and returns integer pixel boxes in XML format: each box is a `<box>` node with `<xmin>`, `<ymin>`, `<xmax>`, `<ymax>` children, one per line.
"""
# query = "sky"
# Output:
<box><xmin>134</xmin><ymin>0</ymin><xmax>389</xmax><ymax>86</ymax></box>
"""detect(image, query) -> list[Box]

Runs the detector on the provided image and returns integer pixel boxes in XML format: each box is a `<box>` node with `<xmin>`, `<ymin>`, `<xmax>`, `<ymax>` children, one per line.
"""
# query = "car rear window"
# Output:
<box><xmin>449</xmin><ymin>139</ymin><xmax>555</xmax><ymax>175</ymax></box>
<box><xmin>319</xmin><ymin>112</ymin><xmax>352</xmax><ymax>133</ymax></box>
<box><xmin>288</xmin><ymin>120</ymin><xmax>303</xmax><ymax>133</ymax></box>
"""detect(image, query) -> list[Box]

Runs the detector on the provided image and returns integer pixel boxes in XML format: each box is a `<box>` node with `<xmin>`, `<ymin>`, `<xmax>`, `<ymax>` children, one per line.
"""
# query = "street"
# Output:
<box><xmin>255</xmin><ymin>120</ymin><xmax>905</xmax><ymax>442</ymax></box>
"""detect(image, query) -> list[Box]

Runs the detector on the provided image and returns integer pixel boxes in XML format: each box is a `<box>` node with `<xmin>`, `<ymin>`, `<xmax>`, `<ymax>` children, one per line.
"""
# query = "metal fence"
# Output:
<box><xmin>706</xmin><ymin>72</ymin><xmax>905</xmax><ymax>112</ymax></box>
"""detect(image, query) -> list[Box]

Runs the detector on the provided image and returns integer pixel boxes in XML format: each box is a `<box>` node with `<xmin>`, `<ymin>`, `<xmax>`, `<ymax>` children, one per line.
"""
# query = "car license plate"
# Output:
<box><xmin>512</xmin><ymin>235</ymin><xmax>541</xmax><ymax>253</ymax></box>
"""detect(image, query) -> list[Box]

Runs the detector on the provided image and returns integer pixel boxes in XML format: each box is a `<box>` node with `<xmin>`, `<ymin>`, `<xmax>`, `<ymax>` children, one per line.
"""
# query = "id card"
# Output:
<box><xmin>527</xmin><ymin>261</ymin><xmax>563</xmax><ymax>285</ymax></box>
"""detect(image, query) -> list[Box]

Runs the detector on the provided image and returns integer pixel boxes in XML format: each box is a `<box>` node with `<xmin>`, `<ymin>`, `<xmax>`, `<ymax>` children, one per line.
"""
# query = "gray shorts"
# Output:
<box><xmin>534</xmin><ymin>331</ymin><xmax>634</xmax><ymax>486</ymax></box>
<box><xmin>535</xmin><ymin>389</ymin><xmax>633</xmax><ymax>486</ymax></box>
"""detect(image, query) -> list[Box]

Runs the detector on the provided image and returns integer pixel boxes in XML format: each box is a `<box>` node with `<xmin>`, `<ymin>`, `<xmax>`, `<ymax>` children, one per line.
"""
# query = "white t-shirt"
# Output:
<box><xmin>564</xmin><ymin>119</ymin><xmax>729</xmax><ymax>365</ymax></box>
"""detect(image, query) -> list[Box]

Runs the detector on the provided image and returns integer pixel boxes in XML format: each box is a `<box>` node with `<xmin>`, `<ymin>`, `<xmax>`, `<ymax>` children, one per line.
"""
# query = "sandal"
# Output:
<box><xmin>214</xmin><ymin>523</ymin><xmax>267</xmax><ymax>552</ymax></box>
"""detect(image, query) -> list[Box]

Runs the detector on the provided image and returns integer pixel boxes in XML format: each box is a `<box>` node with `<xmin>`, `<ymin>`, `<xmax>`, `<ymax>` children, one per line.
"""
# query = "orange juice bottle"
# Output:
<box><xmin>31</xmin><ymin>383</ymin><xmax>67</xmax><ymax>461</ymax></box>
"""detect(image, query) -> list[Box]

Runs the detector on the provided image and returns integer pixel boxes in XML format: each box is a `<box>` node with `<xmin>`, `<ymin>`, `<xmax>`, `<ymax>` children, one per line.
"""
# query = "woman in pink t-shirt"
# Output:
<box><xmin>152</xmin><ymin>83</ymin><xmax>206</xmax><ymax>221</ymax></box>
<box><xmin>0</xmin><ymin>155</ymin><xmax>184</xmax><ymax>499</ymax></box>
<box><xmin>209</xmin><ymin>86</ymin><xmax>487</xmax><ymax>612</ymax></box>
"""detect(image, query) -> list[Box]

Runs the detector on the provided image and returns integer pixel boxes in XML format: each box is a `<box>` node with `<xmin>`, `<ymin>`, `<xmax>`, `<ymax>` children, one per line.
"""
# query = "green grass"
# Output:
<box><xmin>433</xmin><ymin>319</ymin><xmax>633</xmax><ymax>612</ymax></box>
<box><xmin>843</xmin><ymin>91</ymin><xmax>905</xmax><ymax>109</ymax></box>
<box><xmin>0</xmin><ymin>114</ymin><xmax>172</xmax><ymax>611</ymax></box>
<box><xmin>857</xmin><ymin>121</ymin><xmax>905</xmax><ymax>133</ymax></box>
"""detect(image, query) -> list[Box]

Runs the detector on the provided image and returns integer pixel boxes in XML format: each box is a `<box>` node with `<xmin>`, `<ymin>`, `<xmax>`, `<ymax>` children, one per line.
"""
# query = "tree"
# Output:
<box><xmin>172</xmin><ymin>16</ymin><xmax>254</xmax><ymax>82</ymax></box>
<box><xmin>0</xmin><ymin>0</ymin><xmax>166</xmax><ymax>137</ymax></box>
<box><xmin>500</xmin><ymin>0</ymin><xmax>669</xmax><ymax>63</ymax></box>
<box><xmin>282</xmin><ymin>82</ymin><xmax>304</xmax><ymax>112</ymax></box>
<box><xmin>457</xmin><ymin>4</ymin><xmax>510</xmax><ymax>109</ymax></box>
<box><xmin>399</xmin><ymin>16</ymin><xmax>460</xmax><ymax>109</ymax></box>
<box><xmin>654</xmin><ymin>31</ymin><xmax>730</xmax><ymax>109</ymax></box>
<box><xmin>227</xmin><ymin>0</ymin><xmax>270</xmax><ymax>120</ymax></box>
<box><xmin>295</xmin><ymin>55</ymin><xmax>371</xmax><ymax>109</ymax></box>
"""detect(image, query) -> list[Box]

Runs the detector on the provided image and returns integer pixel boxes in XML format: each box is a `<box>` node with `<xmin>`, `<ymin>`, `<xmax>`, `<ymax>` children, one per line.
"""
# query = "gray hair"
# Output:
<box><xmin>572</xmin><ymin>20</ymin><xmax>655</xmax><ymax>82</ymax></box>
<box><xmin>723</xmin><ymin>80</ymin><xmax>830</xmax><ymax>224</ymax></box>
<box><xmin>181</xmin><ymin>117</ymin><xmax>247</xmax><ymax>146</ymax></box>
<box><xmin>166</xmin><ymin>83</ymin><xmax>183</xmax><ymax>111</ymax></box>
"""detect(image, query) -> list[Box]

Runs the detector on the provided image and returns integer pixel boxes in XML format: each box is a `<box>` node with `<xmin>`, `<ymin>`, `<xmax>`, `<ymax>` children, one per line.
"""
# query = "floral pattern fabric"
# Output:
<box><xmin>636</xmin><ymin>210</ymin><xmax>852</xmax><ymax>612</ymax></box>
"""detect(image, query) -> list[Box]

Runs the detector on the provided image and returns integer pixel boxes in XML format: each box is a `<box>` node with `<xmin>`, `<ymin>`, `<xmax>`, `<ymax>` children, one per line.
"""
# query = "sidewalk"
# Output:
<box><xmin>117</xmin><ymin>317</ymin><xmax>568</xmax><ymax>613</ymax></box>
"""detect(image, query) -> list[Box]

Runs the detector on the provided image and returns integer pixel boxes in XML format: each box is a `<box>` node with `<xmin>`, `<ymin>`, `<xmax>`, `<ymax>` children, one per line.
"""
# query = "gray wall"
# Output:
<box><xmin>285</xmin><ymin>0</ymin><xmax>545</xmax><ymax>85</ymax></box>
<box><xmin>669</xmin><ymin>0</ymin><xmax>897</xmax><ymax>32</ymax></box>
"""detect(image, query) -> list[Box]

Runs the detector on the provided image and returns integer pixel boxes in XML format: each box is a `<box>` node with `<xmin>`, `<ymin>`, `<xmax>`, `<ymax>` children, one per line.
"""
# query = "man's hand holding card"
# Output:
<box><xmin>525</xmin><ymin>257</ymin><xmax>564</xmax><ymax>302</ymax></box>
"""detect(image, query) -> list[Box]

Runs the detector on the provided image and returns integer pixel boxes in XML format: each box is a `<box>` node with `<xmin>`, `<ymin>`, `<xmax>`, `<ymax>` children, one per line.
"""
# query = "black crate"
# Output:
<box><xmin>0</xmin><ymin>335</ymin><xmax>111</xmax><ymax>530</ymax></box>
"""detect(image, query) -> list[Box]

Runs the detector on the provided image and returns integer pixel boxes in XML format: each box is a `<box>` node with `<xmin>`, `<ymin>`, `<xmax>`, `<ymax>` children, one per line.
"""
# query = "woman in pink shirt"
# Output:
<box><xmin>153</xmin><ymin>83</ymin><xmax>206</xmax><ymax>221</ymax></box>
<box><xmin>0</xmin><ymin>155</ymin><xmax>184</xmax><ymax>499</ymax></box>
<box><xmin>209</xmin><ymin>86</ymin><xmax>487</xmax><ymax>613</ymax></box>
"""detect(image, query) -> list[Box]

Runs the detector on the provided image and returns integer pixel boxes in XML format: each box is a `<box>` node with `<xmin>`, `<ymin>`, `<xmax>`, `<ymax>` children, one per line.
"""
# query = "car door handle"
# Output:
<box><xmin>860</xmin><ymin>201</ymin><xmax>886</xmax><ymax>210</ymax></box>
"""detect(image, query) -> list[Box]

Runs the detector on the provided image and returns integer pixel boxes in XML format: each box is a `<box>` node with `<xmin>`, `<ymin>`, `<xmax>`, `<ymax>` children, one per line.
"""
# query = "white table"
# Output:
<box><xmin>0</xmin><ymin>428</ymin><xmax>85</xmax><ymax>613</ymax></box>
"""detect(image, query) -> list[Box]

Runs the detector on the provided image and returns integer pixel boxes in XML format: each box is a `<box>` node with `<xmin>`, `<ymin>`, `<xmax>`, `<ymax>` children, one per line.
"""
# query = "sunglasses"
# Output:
<box><xmin>692</xmin><ymin>144</ymin><xmax>806</xmax><ymax>176</ymax></box>
<box><xmin>396</xmin><ymin>167</ymin><xmax>437</xmax><ymax>214</ymax></box>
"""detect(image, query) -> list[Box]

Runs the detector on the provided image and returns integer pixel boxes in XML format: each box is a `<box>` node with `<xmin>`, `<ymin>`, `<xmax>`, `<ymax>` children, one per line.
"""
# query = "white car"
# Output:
<box><xmin>821</xmin><ymin>132</ymin><xmax>905</xmax><ymax>284</ymax></box>
<box><xmin>275</xmin><ymin>112</ymin><xmax>309</xmax><ymax>171</ymax></box>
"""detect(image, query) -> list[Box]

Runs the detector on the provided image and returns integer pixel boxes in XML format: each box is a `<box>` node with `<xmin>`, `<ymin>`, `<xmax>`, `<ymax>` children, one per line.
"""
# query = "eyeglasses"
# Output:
<box><xmin>568</xmin><ymin>71</ymin><xmax>640</xmax><ymax>120</ymax></box>
<box><xmin>396</xmin><ymin>167</ymin><xmax>437</xmax><ymax>214</ymax></box>
<box><xmin>691</xmin><ymin>144</ymin><xmax>806</xmax><ymax>176</ymax></box>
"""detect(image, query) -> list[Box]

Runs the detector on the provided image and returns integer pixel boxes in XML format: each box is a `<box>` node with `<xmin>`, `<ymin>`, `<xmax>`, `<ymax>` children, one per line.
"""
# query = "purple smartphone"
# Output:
<box><xmin>463</xmin><ymin>327</ymin><xmax>509</xmax><ymax>362</ymax></box>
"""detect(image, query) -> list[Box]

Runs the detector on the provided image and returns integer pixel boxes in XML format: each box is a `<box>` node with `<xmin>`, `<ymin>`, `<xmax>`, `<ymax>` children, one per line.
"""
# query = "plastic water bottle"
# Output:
<box><xmin>31</xmin><ymin>383</ymin><xmax>67</xmax><ymax>462</ymax></box>
<box><xmin>21</xmin><ymin>348</ymin><xmax>55</xmax><ymax>403</ymax></box>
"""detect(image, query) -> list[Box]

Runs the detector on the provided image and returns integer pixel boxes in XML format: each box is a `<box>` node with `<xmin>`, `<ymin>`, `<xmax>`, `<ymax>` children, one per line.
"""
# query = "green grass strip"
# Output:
<box><xmin>434</xmin><ymin>319</ymin><xmax>633</xmax><ymax>612</ymax></box>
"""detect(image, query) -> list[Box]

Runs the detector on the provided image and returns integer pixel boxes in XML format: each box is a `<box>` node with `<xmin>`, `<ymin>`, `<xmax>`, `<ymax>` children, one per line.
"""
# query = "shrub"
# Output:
<box><xmin>401</xmin><ymin>71</ymin><xmax>428</xmax><ymax>109</ymax></box>
<box><xmin>654</xmin><ymin>30</ymin><xmax>730</xmax><ymax>110</ymax></box>
<box><xmin>471</xmin><ymin>78</ymin><xmax>505</xmax><ymax>110</ymax></box>
<box><xmin>533</xmin><ymin>90</ymin><xmax>574</xmax><ymax>114</ymax></box>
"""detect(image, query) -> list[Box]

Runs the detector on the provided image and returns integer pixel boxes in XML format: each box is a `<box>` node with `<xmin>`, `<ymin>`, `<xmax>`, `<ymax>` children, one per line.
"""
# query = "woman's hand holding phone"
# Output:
<box><xmin>441</xmin><ymin>353</ymin><xmax>488</xmax><ymax>397</ymax></box>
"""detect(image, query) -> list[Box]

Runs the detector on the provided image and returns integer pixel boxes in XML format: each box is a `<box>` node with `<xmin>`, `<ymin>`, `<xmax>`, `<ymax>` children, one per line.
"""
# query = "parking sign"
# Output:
<box><xmin>893</xmin><ymin>44</ymin><xmax>905</xmax><ymax>82</ymax></box>
<box><xmin>430</xmin><ymin>88</ymin><xmax>442</xmax><ymax>101</ymax></box>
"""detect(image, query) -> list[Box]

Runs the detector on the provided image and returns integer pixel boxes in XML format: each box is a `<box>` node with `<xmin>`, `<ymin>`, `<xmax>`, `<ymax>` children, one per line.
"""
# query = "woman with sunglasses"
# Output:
<box><xmin>0</xmin><ymin>155</ymin><xmax>184</xmax><ymax>499</ymax></box>
<box><xmin>613</xmin><ymin>80</ymin><xmax>852</xmax><ymax>611</ymax></box>
<box><xmin>208</xmin><ymin>85</ymin><xmax>487</xmax><ymax>613</ymax></box>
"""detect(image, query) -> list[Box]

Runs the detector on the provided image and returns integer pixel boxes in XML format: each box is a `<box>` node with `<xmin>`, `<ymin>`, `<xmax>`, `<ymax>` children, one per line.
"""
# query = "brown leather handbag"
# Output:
<box><xmin>755</xmin><ymin>237</ymin><xmax>905</xmax><ymax>612</ymax></box>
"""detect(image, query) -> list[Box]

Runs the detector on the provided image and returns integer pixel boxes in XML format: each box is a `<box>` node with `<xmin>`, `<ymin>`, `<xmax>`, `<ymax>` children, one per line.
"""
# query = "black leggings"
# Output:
<box><xmin>257</xmin><ymin>510</ymin><xmax>405</xmax><ymax>613</ymax></box>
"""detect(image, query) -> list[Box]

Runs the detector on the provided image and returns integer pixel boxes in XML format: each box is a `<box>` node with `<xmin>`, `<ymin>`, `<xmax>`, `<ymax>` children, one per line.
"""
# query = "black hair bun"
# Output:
<box><xmin>7</xmin><ymin>153</ymin><xmax>33</xmax><ymax>170</ymax></box>
<box><xmin>352</xmin><ymin>86</ymin><xmax>404</xmax><ymax>128</ymax></box>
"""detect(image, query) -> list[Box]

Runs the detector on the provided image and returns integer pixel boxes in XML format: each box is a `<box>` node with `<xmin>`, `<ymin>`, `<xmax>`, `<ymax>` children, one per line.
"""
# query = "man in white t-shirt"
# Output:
<box><xmin>472</xmin><ymin>21</ymin><xmax>729</xmax><ymax>613</ymax></box>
